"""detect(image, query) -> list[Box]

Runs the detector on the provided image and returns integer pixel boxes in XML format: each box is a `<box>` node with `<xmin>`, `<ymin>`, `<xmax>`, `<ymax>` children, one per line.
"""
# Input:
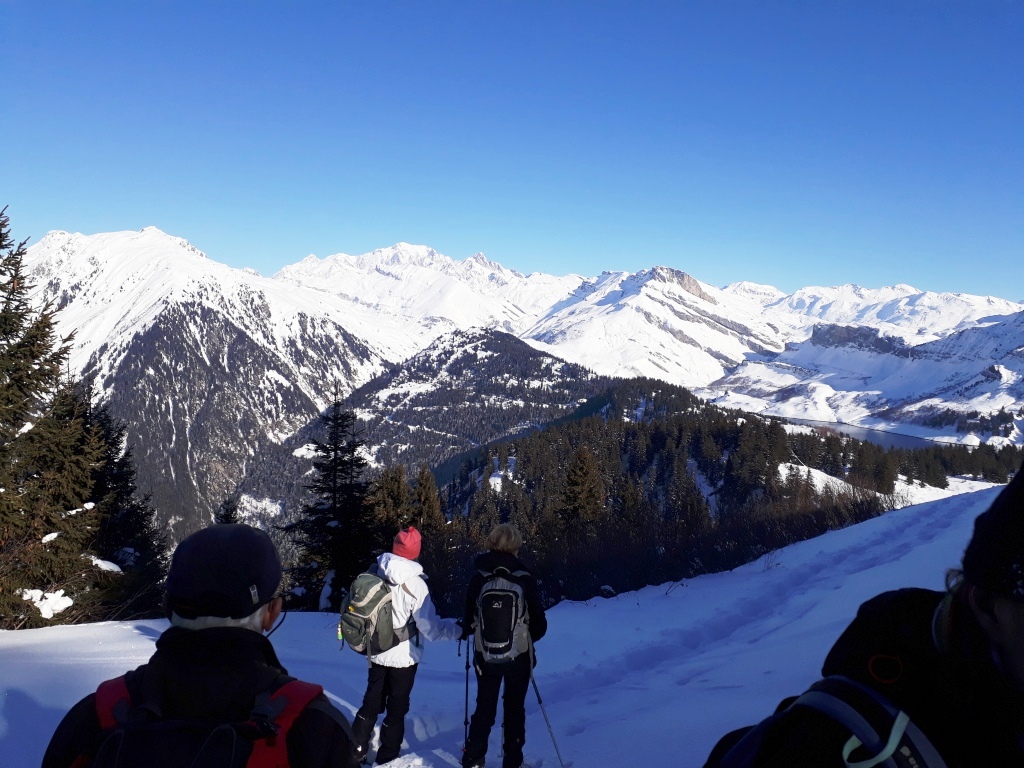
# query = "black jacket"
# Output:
<box><xmin>462</xmin><ymin>550</ymin><xmax>547</xmax><ymax>654</ymax></box>
<box><xmin>42</xmin><ymin>626</ymin><xmax>359</xmax><ymax>768</ymax></box>
<box><xmin>705</xmin><ymin>588</ymin><xmax>1024</xmax><ymax>767</ymax></box>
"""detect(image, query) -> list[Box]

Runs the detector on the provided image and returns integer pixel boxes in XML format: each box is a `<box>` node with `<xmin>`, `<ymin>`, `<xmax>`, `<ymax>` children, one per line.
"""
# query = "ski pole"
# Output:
<box><xmin>530</xmin><ymin>673</ymin><xmax>567</xmax><ymax>768</ymax></box>
<box><xmin>464</xmin><ymin>645</ymin><xmax>471</xmax><ymax>744</ymax></box>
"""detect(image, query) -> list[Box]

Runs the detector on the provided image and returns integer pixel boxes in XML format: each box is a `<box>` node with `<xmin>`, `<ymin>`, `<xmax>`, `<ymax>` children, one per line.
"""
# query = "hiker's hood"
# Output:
<box><xmin>473</xmin><ymin>549</ymin><xmax>528</xmax><ymax>574</ymax></box>
<box><xmin>377</xmin><ymin>551</ymin><xmax>424</xmax><ymax>584</ymax></box>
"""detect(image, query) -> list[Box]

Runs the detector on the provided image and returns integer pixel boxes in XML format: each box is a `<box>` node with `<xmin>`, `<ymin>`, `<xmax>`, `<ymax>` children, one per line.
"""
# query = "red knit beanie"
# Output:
<box><xmin>393</xmin><ymin>526</ymin><xmax>422</xmax><ymax>560</ymax></box>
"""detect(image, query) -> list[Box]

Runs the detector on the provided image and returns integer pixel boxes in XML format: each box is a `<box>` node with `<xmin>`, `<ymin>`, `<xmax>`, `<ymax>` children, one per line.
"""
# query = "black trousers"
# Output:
<box><xmin>351</xmin><ymin>662</ymin><xmax>419</xmax><ymax>765</ymax></box>
<box><xmin>463</xmin><ymin>654</ymin><xmax>532</xmax><ymax>768</ymax></box>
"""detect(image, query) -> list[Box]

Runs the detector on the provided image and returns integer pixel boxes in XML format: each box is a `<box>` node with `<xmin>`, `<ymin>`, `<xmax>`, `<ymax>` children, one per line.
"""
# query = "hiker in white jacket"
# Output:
<box><xmin>351</xmin><ymin>526</ymin><xmax>461</xmax><ymax>764</ymax></box>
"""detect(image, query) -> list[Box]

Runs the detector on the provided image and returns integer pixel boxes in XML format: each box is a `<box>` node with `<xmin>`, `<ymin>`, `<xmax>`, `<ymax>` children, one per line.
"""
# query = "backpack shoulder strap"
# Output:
<box><xmin>791</xmin><ymin>676</ymin><xmax>947</xmax><ymax>768</ymax></box>
<box><xmin>304</xmin><ymin>696</ymin><xmax>355</xmax><ymax>740</ymax></box>
<box><xmin>708</xmin><ymin>700</ymin><xmax>795</xmax><ymax>768</ymax></box>
<box><xmin>479</xmin><ymin>567</ymin><xmax>529</xmax><ymax>580</ymax></box>
<box><xmin>246</xmin><ymin>679</ymin><xmax>324</xmax><ymax>768</ymax></box>
<box><xmin>94</xmin><ymin>675</ymin><xmax>132</xmax><ymax>730</ymax></box>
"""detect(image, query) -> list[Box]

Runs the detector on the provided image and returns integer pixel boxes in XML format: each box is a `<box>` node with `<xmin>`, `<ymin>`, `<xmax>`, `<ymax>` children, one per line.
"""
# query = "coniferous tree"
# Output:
<box><xmin>284</xmin><ymin>397</ymin><xmax>371</xmax><ymax>611</ymax></box>
<box><xmin>560</xmin><ymin>446</ymin><xmax>605</xmax><ymax>532</ymax></box>
<box><xmin>89</xmin><ymin>396</ymin><xmax>168</xmax><ymax>618</ymax></box>
<box><xmin>365</xmin><ymin>464</ymin><xmax>412</xmax><ymax>533</ymax></box>
<box><xmin>0</xmin><ymin>209</ymin><xmax>122</xmax><ymax>627</ymax></box>
<box><xmin>666</xmin><ymin>451</ymin><xmax>710</xmax><ymax>541</ymax></box>
<box><xmin>467</xmin><ymin>483</ymin><xmax>500</xmax><ymax>544</ymax></box>
<box><xmin>214</xmin><ymin>491</ymin><xmax>242</xmax><ymax>525</ymax></box>
<box><xmin>7</xmin><ymin>379</ymin><xmax>110</xmax><ymax>625</ymax></box>
<box><xmin>411</xmin><ymin>465</ymin><xmax>445</xmax><ymax>534</ymax></box>
<box><xmin>409</xmin><ymin>464</ymin><xmax>464</xmax><ymax>617</ymax></box>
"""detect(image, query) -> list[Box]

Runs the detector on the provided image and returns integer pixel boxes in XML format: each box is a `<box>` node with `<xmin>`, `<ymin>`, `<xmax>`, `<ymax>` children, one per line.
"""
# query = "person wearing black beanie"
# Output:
<box><xmin>958</xmin><ymin>465</ymin><xmax>1024</xmax><ymax>694</ymax></box>
<box><xmin>702</xmin><ymin>464</ymin><xmax>1024</xmax><ymax>768</ymax></box>
<box><xmin>962</xmin><ymin>464</ymin><xmax>1024</xmax><ymax>599</ymax></box>
<box><xmin>43</xmin><ymin>524</ymin><xmax>360</xmax><ymax>768</ymax></box>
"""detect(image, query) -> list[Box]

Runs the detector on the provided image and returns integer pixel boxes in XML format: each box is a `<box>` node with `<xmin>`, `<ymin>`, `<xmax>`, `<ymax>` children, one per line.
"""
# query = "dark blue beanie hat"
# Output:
<box><xmin>963</xmin><ymin>465</ymin><xmax>1024</xmax><ymax>600</ymax></box>
<box><xmin>164</xmin><ymin>524</ymin><xmax>282</xmax><ymax>619</ymax></box>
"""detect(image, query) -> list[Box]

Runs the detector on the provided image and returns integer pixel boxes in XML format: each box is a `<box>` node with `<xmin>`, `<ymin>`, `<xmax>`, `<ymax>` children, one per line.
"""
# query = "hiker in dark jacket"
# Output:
<box><xmin>461</xmin><ymin>523</ymin><xmax>547</xmax><ymax>768</ymax></box>
<box><xmin>703</xmin><ymin>467</ymin><xmax>1024</xmax><ymax>768</ymax></box>
<box><xmin>42</xmin><ymin>523</ymin><xmax>359</xmax><ymax>768</ymax></box>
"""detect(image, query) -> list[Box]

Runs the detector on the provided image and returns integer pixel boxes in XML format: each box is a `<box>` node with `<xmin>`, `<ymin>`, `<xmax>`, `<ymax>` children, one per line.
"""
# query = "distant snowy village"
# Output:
<box><xmin>2</xmin><ymin>208</ymin><xmax>1023</xmax><ymax>766</ymax></box>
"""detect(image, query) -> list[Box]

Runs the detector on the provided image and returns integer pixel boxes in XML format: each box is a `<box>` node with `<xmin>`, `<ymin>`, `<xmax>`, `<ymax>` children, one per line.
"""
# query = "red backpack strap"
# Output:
<box><xmin>246</xmin><ymin>679</ymin><xmax>324</xmax><ymax>768</ymax></box>
<box><xmin>94</xmin><ymin>675</ymin><xmax>133</xmax><ymax>730</ymax></box>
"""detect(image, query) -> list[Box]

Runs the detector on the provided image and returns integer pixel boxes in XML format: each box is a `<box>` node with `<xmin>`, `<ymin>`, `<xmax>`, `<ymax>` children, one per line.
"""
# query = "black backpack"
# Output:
<box><xmin>474</xmin><ymin>566</ymin><xmax>531</xmax><ymax>664</ymax></box>
<box><xmin>82</xmin><ymin>674</ymin><xmax>327</xmax><ymax>768</ymax></box>
<box><xmin>704</xmin><ymin>676</ymin><xmax>947</xmax><ymax>768</ymax></box>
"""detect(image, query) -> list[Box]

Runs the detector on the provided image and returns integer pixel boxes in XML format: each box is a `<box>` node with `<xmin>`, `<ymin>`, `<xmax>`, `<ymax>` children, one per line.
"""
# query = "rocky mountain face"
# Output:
<box><xmin>237</xmin><ymin>328</ymin><xmax>617</xmax><ymax>529</ymax></box>
<box><xmin>346</xmin><ymin>328</ymin><xmax>615</xmax><ymax>472</ymax></box>
<box><xmin>23</xmin><ymin>227</ymin><xmax>1024</xmax><ymax>537</ymax></box>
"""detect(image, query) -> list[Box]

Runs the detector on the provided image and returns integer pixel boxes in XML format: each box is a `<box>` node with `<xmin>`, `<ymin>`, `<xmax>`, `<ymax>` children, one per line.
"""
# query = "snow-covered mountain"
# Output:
<box><xmin>525</xmin><ymin>267</ymin><xmax>788</xmax><ymax>383</ymax></box>
<box><xmin>23</xmin><ymin>226</ymin><xmax>1024</xmax><ymax>533</ymax></box>
<box><xmin>25</xmin><ymin>228</ymin><xmax>401</xmax><ymax>536</ymax></box>
<box><xmin>274</xmin><ymin>243</ymin><xmax>584</xmax><ymax>342</ymax></box>
<box><xmin>727</xmin><ymin>281</ymin><xmax>1024</xmax><ymax>345</ymax></box>
<box><xmin>237</xmin><ymin>328</ymin><xmax>615</xmax><ymax>529</ymax></box>
<box><xmin>709</xmin><ymin>309</ymin><xmax>1024</xmax><ymax>439</ymax></box>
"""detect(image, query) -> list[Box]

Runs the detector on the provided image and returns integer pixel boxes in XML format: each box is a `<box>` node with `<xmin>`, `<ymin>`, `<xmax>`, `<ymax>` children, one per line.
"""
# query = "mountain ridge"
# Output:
<box><xmin>22</xmin><ymin>225</ymin><xmax>1024</xmax><ymax>534</ymax></box>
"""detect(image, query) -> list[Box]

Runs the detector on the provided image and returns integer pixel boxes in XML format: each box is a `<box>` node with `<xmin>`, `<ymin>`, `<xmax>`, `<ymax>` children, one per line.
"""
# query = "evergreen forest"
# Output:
<box><xmin>285</xmin><ymin>377</ymin><xmax>1022</xmax><ymax>617</ymax></box>
<box><xmin>415</xmin><ymin>381</ymin><xmax>1023</xmax><ymax>613</ymax></box>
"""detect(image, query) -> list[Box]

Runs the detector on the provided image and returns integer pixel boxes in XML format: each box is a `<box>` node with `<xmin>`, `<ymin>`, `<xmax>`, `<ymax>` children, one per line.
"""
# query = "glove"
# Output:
<box><xmin>456</xmin><ymin>618</ymin><xmax>472</xmax><ymax>641</ymax></box>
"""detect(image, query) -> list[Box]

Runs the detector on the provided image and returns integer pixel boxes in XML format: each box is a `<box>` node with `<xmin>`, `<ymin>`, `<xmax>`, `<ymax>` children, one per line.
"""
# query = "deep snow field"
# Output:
<box><xmin>0</xmin><ymin>476</ymin><xmax>1000</xmax><ymax>768</ymax></box>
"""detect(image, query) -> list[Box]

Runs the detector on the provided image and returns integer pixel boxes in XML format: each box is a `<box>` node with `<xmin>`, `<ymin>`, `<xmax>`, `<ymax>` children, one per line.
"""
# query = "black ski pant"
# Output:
<box><xmin>351</xmin><ymin>661</ymin><xmax>419</xmax><ymax>764</ymax></box>
<box><xmin>463</xmin><ymin>654</ymin><xmax>531</xmax><ymax>768</ymax></box>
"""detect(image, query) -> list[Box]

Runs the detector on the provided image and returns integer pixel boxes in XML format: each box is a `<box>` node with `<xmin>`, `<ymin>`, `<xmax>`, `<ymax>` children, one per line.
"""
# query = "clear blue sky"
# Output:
<box><xmin>4</xmin><ymin>1</ymin><xmax>1022</xmax><ymax>298</ymax></box>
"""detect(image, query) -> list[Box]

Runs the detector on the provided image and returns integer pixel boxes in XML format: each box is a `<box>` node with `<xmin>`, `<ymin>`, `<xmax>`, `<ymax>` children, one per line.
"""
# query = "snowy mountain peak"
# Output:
<box><xmin>465</xmin><ymin>251</ymin><xmax>525</xmax><ymax>278</ymax></box>
<box><xmin>781</xmin><ymin>282</ymin><xmax>920</xmax><ymax>309</ymax></box>
<box><xmin>645</xmin><ymin>265</ymin><xmax>718</xmax><ymax>304</ymax></box>
<box><xmin>374</xmin><ymin>242</ymin><xmax>444</xmax><ymax>267</ymax></box>
<box><xmin>276</xmin><ymin>243</ymin><xmax>453</xmax><ymax>281</ymax></box>
<box><xmin>272</xmin><ymin>242</ymin><xmax>585</xmax><ymax>347</ymax></box>
<box><xmin>723</xmin><ymin>281</ymin><xmax>787</xmax><ymax>306</ymax></box>
<box><xmin>31</xmin><ymin>227</ymin><xmax>209</xmax><ymax>273</ymax></box>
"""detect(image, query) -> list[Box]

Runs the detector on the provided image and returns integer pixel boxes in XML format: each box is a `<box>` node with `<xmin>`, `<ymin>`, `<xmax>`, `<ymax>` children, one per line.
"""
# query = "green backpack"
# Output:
<box><xmin>338</xmin><ymin>568</ymin><xmax>419</xmax><ymax>655</ymax></box>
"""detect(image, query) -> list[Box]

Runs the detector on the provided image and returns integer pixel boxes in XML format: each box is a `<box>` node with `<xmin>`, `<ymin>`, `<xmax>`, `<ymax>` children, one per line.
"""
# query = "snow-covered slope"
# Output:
<box><xmin>0</xmin><ymin>475</ymin><xmax>1002</xmax><ymax>768</ymax></box>
<box><xmin>525</xmin><ymin>267</ymin><xmax>787</xmax><ymax>383</ymax></box>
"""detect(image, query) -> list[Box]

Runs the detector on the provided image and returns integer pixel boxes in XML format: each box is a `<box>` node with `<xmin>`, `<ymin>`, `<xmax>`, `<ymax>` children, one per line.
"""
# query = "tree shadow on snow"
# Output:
<box><xmin>0</xmin><ymin>687</ymin><xmax>69</xmax><ymax>767</ymax></box>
